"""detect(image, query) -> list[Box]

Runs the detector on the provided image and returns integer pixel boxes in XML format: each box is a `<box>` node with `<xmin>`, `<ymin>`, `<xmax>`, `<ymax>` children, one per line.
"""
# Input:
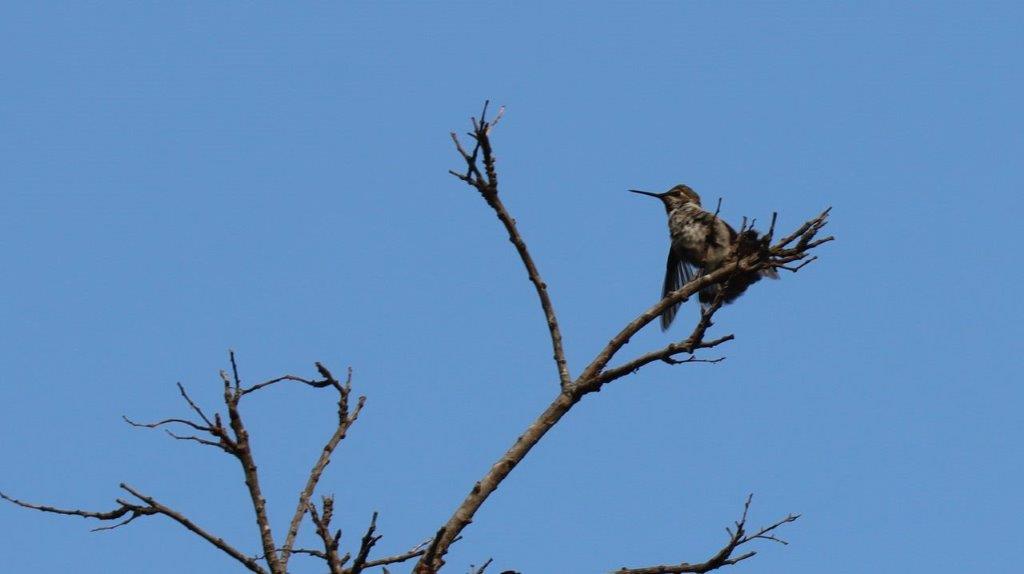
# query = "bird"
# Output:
<box><xmin>629</xmin><ymin>184</ymin><xmax>777</xmax><ymax>330</ymax></box>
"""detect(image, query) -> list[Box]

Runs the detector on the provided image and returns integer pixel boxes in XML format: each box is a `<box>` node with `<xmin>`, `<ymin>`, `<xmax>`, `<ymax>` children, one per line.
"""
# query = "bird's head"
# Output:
<box><xmin>629</xmin><ymin>184</ymin><xmax>701</xmax><ymax>212</ymax></box>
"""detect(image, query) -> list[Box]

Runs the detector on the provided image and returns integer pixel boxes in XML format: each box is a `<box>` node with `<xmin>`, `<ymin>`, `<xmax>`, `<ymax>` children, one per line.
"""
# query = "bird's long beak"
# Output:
<box><xmin>629</xmin><ymin>189</ymin><xmax>663</xmax><ymax>198</ymax></box>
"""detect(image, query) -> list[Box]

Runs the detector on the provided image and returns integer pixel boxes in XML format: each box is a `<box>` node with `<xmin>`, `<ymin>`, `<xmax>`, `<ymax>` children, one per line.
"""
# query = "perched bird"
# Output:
<box><xmin>630</xmin><ymin>184</ymin><xmax>777</xmax><ymax>330</ymax></box>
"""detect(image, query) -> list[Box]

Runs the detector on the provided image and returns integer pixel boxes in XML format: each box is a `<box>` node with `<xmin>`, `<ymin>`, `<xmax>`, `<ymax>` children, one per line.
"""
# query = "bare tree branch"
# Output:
<box><xmin>3</xmin><ymin>356</ymin><xmax>386</xmax><ymax>574</ymax></box>
<box><xmin>594</xmin><ymin>294</ymin><xmax>733</xmax><ymax>384</ymax></box>
<box><xmin>772</xmin><ymin>207</ymin><xmax>831</xmax><ymax>249</ymax></box>
<box><xmin>280</xmin><ymin>366</ymin><xmax>367</xmax><ymax>566</ymax></box>
<box><xmin>6</xmin><ymin>106</ymin><xmax>829</xmax><ymax>574</ymax></box>
<box><xmin>122</xmin><ymin>410</ymin><xmax>237</xmax><ymax>454</ymax></box>
<box><xmin>122</xmin><ymin>414</ymin><xmax>210</xmax><ymax>434</ymax></box>
<box><xmin>349</xmin><ymin>511</ymin><xmax>383</xmax><ymax>574</ymax></box>
<box><xmin>449</xmin><ymin>101</ymin><xmax>572</xmax><ymax>389</ymax></box>
<box><xmin>418</xmin><ymin>267</ymin><xmax>752</xmax><ymax>574</ymax></box>
<box><xmin>418</xmin><ymin>526</ymin><xmax>449</xmax><ymax>574</ymax></box>
<box><xmin>177</xmin><ymin>381</ymin><xmax>215</xmax><ymax>427</ymax></box>
<box><xmin>164</xmin><ymin>429</ymin><xmax>232</xmax><ymax>451</ymax></box>
<box><xmin>416</xmin><ymin>106</ymin><xmax>831</xmax><ymax>573</ymax></box>
<box><xmin>220</xmin><ymin>352</ymin><xmax>282</xmax><ymax>573</ymax></box>
<box><xmin>240</xmin><ymin>373</ymin><xmax>337</xmax><ymax>395</ymax></box>
<box><xmin>308</xmin><ymin>497</ymin><xmax>347</xmax><ymax>574</ymax></box>
<box><xmin>360</xmin><ymin>539</ymin><xmax>432</xmax><ymax>569</ymax></box>
<box><xmin>469</xmin><ymin>558</ymin><xmax>494</xmax><ymax>574</ymax></box>
<box><xmin>596</xmin><ymin>334</ymin><xmax>733</xmax><ymax>382</ymax></box>
<box><xmin>0</xmin><ymin>487</ymin><xmax>268</xmax><ymax>573</ymax></box>
<box><xmin>0</xmin><ymin>490</ymin><xmax>154</xmax><ymax>523</ymax></box>
<box><xmin>268</xmin><ymin>547</ymin><xmax>328</xmax><ymax>560</ymax></box>
<box><xmin>614</xmin><ymin>495</ymin><xmax>799</xmax><ymax>574</ymax></box>
<box><xmin>122</xmin><ymin>380</ymin><xmax>239</xmax><ymax>454</ymax></box>
<box><xmin>118</xmin><ymin>483</ymin><xmax>271</xmax><ymax>573</ymax></box>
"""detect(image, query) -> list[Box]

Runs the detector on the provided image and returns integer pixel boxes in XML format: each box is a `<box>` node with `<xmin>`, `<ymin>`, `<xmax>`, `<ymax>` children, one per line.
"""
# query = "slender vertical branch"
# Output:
<box><xmin>349</xmin><ymin>511</ymin><xmax>383</xmax><ymax>574</ymax></box>
<box><xmin>308</xmin><ymin>497</ymin><xmax>346</xmax><ymax>574</ymax></box>
<box><xmin>450</xmin><ymin>102</ymin><xmax>572</xmax><ymax>388</ymax></box>
<box><xmin>281</xmin><ymin>367</ymin><xmax>366</xmax><ymax>567</ymax></box>
<box><xmin>222</xmin><ymin>356</ymin><xmax>282</xmax><ymax>573</ymax></box>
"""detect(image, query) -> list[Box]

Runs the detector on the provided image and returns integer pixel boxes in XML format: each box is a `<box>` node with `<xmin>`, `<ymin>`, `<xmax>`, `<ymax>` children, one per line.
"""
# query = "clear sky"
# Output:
<box><xmin>2</xmin><ymin>3</ymin><xmax>1021</xmax><ymax>573</ymax></box>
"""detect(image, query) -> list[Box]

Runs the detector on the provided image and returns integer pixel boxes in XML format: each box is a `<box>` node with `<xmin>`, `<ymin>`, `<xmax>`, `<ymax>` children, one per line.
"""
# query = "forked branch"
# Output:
<box><xmin>6</xmin><ymin>105</ymin><xmax>829</xmax><ymax>574</ymax></box>
<box><xmin>1</xmin><ymin>485</ymin><xmax>268</xmax><ymax>574</ymax></box>
<box><xmin>1</xmin><ymin>356</ymin><xmax>423</xmax><ymax>574</ymax></box>
<box><xmin>416</xmin><ymin>106</ymin><xmax>830</xmax><ymax>573</ymax></box>
<box><xmin>616</xmin><ymin>495</ymin><xmax>800</xmax><ymax>574</ymax></box>
<box><xmin>280</xmin><ymin>365</ymin><xmax>365</xmax><ymax>564</ymax></box>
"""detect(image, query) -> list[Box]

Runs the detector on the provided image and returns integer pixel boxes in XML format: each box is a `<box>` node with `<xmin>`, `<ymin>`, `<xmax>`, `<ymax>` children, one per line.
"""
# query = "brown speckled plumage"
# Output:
<box><xmin>630</xmin><ymin>184</ymin><xmax>777</xmax><ymax>330</ymax></box>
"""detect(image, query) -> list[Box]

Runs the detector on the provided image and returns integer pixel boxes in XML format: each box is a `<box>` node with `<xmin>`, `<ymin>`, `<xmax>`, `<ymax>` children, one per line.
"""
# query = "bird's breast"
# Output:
<box><xmin>667</xmin><ymin>209</ymin><xmax>708</xmax><ymax>244</ymax></box>
<box><xmin>667</xmin><ymin>207</ymin><xmax>733</xmax><ymax>269</ymax></box>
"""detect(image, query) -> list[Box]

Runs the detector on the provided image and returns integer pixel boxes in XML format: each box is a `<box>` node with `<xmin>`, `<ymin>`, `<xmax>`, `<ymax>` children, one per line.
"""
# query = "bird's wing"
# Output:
<box><xmin>661</xmin><ymin>248</ymin><xmax>699</xmax><ymax>331</ymax></box>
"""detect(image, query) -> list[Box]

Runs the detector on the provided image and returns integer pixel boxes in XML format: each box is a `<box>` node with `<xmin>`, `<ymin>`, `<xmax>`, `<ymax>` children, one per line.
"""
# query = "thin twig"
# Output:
<box><xmin>361</xmin><ymin>539</ymin><xmax>432</xmax><ymax>568</ymax></box>
<box><xmin>470</xmin><ymin>558</ymin><xmax>494</xmax><ymax>574</ymax></box>
<box><xmin>122</xmin><ymin>415</ymin><xmax>208</xmax><ymax>433</ymax></box>
<box><xmin>773</xmin><ymin>207</ymin><xmax>831</xmax><ymax>250</ymax></box>
<box><xmin>614</xmin><ymin>495</ymin><xmax>799</xmax><ymax>574</ymax></box>
<box><xmin>177</xmin><ymin>382</ymin><xmax>214</xmax><ymax>427</ymax></box>
<box><xmin>594</xmin><ymin>291</ymin><xmax>733</xmax><ymax>384</ymax></box>
<box><xmin>776</xmin><ymin>256</ymin><xmax>818</xmax><ymax>273</ymax></box>
<box><xmin>164</xmin><ymin>430</ymin><xmax>232</xmax><ymax>452</ymax></box>
<box><xmin>241</xmin><ymin>374</ymin><xmax>335</xmax><ymax>395</ymax></box>
<box><xmin>0</xmin><ymin>490</ymin><xmax>152</xmax><ymax>521</ymax></box>
<box><xmin>123</xmin><ymin>413</ymin><xmax>235</xmax><ymax>453</ymax></box>
<box><xmin>309</xmin><ymin>498</ymin><xmax>346</xmax><ymax>574</ymax></box>
<box><xmin>349</xmin><ymin>512</ymin><xmax>383</xmax><ymax>574</ymax></box>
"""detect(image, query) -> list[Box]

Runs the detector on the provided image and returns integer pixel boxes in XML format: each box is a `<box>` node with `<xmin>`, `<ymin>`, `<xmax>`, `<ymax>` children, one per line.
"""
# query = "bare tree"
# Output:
<box><xmin>2</xmin><ymin>103</ymin><xmax>831</xmax><ymax>574</ymax></box>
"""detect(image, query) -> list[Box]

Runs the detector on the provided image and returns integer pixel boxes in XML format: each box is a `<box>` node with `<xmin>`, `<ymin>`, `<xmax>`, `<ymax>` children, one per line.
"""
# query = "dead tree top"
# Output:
<box><xmin>4</xmin><ymin>103</ymin><xmax>831</xmax><ymax>574</ymax></box>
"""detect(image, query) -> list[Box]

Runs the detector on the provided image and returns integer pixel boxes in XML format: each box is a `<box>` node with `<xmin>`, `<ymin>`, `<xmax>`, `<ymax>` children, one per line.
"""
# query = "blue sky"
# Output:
<box><xmin>1</xmin><ymin>3</ymin><xmax>1021</xmax><ymax>573</ymax></box>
